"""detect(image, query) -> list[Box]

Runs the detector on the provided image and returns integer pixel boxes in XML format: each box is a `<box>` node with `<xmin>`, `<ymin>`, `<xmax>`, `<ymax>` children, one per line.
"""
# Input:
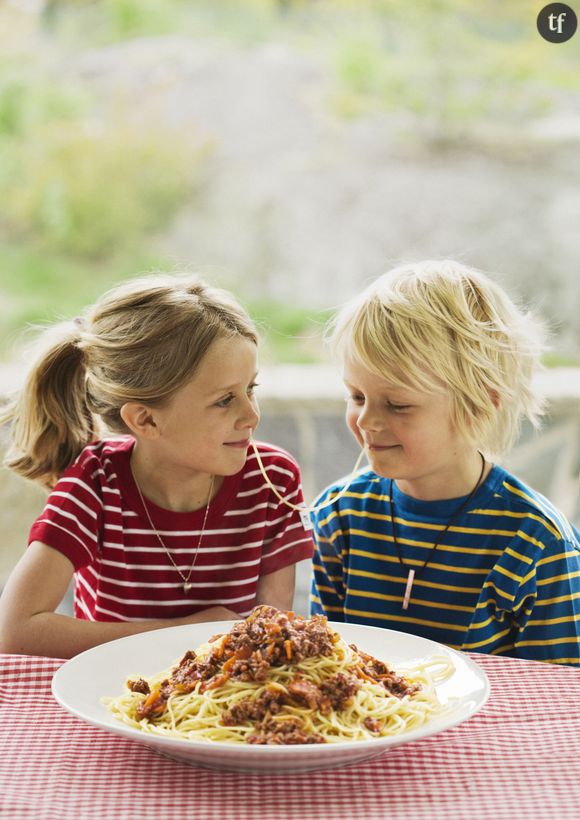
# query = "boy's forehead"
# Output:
<box><xmin>342</xmin><ymin>359</ymin><xmax>414</xmax><ymax>392</ymax></box>
<box><xmin>341</xmin><ymin>356</ymin><xmax>444</xmax><ymax>397</ymax></box>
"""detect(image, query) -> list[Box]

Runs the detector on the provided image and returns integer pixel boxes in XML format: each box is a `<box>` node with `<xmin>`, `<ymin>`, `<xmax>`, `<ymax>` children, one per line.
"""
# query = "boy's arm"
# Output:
<box><xmin>0</xmin><ymin>542</ymin><xmax>237</xmax><ymax>659</ymax></box>
<box><xmin>512</xmin><ymin>539</ymin><xmax>580</xmax><ymax>666</ymax></box>
<box><xmin>464</xmin><ymin>537</ymin><xmax>580</xmax><ymax>666</ymax></box>
<box><xmin>309</xmin><ymin>510</ymin><xmax>346</xmax><ymax>621</ymax></box>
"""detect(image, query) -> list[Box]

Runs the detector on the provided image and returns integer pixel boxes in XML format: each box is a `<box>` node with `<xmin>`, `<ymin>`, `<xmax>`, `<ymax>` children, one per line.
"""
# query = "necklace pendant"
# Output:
<box><xmin>183</xmin><ymin>582</ymin><xmax>192</xmax><ymax>593</ymax></box>
<box><xmin>402</xmin><ymin>568</ymin><xmax>415</xmax><ymax>610</ymax></box>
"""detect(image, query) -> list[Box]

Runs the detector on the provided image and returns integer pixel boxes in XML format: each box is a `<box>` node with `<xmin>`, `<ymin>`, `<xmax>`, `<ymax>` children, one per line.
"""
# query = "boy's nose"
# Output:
<box><xmin>357</xmin><ymin>406</ymin><xmax>384</xmax><ymax>433</ymax></box>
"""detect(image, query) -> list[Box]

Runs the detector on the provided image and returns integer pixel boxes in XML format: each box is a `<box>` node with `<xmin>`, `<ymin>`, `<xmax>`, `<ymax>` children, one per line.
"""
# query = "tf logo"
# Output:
<box><xmin>537</xmin><ymin>3</ymin><xmax>578</xmax><ymax>42</ymax></box>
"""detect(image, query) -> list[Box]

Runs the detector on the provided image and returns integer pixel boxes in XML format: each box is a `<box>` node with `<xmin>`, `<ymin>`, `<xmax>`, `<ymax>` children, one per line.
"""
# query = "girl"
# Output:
<box><xmin>310</xmin><ymin>260</ymin><xmax>580</xmax><ymax>665</ymax></box>
<box><xmin>0</xmin><ymin>273</ymin><xmax>314</xmax><ymax>658</ymax></box>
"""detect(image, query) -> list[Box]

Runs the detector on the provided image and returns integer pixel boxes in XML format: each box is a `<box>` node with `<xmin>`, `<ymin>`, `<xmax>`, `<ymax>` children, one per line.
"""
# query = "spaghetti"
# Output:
<box><xmin>104</xmin><ymin>606</ymin><xmax>454</xmax><ymax>745</ymax></box>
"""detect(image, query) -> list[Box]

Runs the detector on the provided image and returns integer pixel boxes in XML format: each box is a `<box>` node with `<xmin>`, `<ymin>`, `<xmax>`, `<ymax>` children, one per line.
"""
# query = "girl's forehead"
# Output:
<box><xmin>185</xmin><ymin>336</ymin><xmax>258</xmax><ymax>392</ymax></box>
<box><xmin>204</xmin><ymin>334</ymin><xmax>257</xmax><ymax>364</ymax></box>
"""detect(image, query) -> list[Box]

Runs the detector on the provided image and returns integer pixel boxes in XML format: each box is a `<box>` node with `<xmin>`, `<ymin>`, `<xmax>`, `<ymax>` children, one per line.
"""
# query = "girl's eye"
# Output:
<box><xmin>346</xmin><ymin>394</ymin><xmax>365</xmax><ymax>405</ymax></box>
<box><xmin>215</xmin><ymin>394</ymin><xmax>234</xmax><ymax>408</ymax></box>
<box><xmin>215</xmin><ymin>383</ymin><xmax>259</xmax><ymax>408</ymax></box>
<box><xmin>388</xmin><ymin>403</ymin><xmax>411</xmax><ymax>412</ymax></box>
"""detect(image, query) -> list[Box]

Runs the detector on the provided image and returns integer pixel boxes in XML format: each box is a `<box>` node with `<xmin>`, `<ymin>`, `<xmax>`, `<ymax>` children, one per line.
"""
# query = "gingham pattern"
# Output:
<box><xmin>1</xmin><ymin>653</ymin><xmax>579</xmax><ymax>820</ymax></box>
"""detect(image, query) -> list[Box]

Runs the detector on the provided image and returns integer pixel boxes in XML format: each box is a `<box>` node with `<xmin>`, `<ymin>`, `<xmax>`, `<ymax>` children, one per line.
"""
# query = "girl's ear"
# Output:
<box><xmin>120</xmin><ymin>402</ymin><xmax>160</xmax><ymax>439</ymax></box>
<box><xmin>489</xmin><ymin>390</ymin><xmax>500</xmax><ymax>409</ymax></box>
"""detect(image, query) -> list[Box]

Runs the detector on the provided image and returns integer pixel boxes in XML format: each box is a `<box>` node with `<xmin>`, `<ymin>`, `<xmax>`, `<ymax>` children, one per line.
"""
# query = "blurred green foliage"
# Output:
<box><xmin>5</xmin><ymin>121</ymin><xmax>199</xmax><ymax>256</ymax></box>
<box><xmin>0</xmin><ymin>243</ymin><xmax>166</xmax><ymax>350</ymax></box>
<box><xmin>330</xmin><ymin>1</ymin><xmax>580</xmax><ymax>136</ymax></box>
<box><xmin>0</xmin><ymin>71</ymin><xmax>204</xmax><ymax>257</ymax></box>
<box><xmin>0</xmin><ymin>238</ymin><xmax>327</xmax><ymax>365</ymax></box>
<box><xmin>248</xmin><ymin>301</ymin><xmax>334</xmax><ymax>364</ymax></box>
<box><xmin>1</xmin><ymin>1</ymin><xmax>579</xmax><ymax>365</ymax></box>
<box><xmin>0</xmin><ymin>54</ymin><xmax>320</xmax><ymax>361</ymax></box>
<box><xmin>0</xmin><ymin>30</ymin><xmax>208</xmax><ymax>358</ymax></box>
<box><xmin>542</xmin><ymin>352</ymin><xmax>580</xmax><ymax>368</ymax></box>
<box><xmin>40</xmin><ymin>0</ymin><xmax>580</xmax><ymax>136</ymax></box>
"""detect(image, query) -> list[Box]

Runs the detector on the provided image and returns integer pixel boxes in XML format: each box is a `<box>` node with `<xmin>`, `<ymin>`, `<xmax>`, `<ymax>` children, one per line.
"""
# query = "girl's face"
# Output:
<box><xmin>152</xmin><ymin>335</ymin><xmax>260</xmax><ymax>477</ymax></box>
<box><xmin>342</xmin><ymin>356</ymin><xmax>478</xmax><ymax>500</ymax></box>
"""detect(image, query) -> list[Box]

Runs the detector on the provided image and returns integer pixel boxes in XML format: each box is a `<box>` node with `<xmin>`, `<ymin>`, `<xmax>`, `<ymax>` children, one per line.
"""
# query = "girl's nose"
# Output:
<box><xmin>238</xmin><ymin>396</ymin><xmax>260</xmax><ymax>429</ymax></box>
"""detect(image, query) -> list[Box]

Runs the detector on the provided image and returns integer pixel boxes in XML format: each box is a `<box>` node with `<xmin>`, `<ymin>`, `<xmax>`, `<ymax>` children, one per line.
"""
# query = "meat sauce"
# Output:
<box><xmin>129</xmin><ymin>605</ymin><xmax>420</xmax><ymax>743</ymax></box>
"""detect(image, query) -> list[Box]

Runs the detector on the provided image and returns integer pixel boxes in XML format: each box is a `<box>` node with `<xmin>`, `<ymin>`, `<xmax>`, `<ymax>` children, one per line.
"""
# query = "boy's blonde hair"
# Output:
<box><xmin>1</xmin><ymin>273</ymin><xmax>257</xmax><ymax>489</ymax></box>
<box><xmin>328</xmin><ymin>259</ymin><xmax>547</xmax><ymax>457</ymax></box>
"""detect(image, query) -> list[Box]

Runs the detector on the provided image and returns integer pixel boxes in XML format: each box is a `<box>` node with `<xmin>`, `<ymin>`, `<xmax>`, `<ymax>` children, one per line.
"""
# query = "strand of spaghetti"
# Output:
<box><xmin>249</xmin><ymin>438</ymin><xmax>368</xmax><ymax>514</ymax></box>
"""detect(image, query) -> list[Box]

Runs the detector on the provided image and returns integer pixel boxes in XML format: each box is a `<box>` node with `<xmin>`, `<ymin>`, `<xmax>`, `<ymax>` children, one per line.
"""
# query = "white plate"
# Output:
<box><xmin>52</xmin><ymin>621</ymin><xmax>489</xmax><ymax>773</ymax></box>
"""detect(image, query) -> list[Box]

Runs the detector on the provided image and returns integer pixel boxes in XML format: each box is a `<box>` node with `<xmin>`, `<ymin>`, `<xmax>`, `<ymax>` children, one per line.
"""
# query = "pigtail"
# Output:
<box><xmin>1</xmin><ymin>272</ymin><xmax>257</xmax><ymax>489</ymax></box>
<box><xmin>1</xmin><ymin>320</ymin><xmax>98</xmax><ymax>489</ymax></box>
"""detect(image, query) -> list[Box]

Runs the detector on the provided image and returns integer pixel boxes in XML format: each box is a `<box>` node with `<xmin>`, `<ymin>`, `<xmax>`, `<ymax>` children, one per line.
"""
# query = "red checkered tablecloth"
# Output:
<box><xmin>1</xmin><ymin>652</ymin><xmax>579</xmax><ymax>820</ymax></box>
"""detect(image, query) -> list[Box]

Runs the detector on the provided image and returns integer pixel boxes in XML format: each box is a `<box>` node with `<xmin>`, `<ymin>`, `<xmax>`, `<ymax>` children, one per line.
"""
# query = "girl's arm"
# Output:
<box><xmin>0</xmin><ymin>542</ymin><xmax>238</xmax><ymax>659</ymax></box>
<box><xmin>255</xmin><ymin>563</ymin><xmax>296</xmax><ymax>610</ymax></box>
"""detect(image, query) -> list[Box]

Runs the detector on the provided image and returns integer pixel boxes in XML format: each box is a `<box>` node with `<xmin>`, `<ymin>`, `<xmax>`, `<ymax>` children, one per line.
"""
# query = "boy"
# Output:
<box><xmin>310</xmin><ymin>260</ymin><xmax>580</xmax><ymax>665</ymax></box>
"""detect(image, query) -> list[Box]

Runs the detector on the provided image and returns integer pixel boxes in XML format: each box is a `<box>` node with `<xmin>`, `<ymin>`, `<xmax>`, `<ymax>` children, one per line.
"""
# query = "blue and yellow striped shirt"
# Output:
<box><xmin>309</xmin><ymin>465</ymin><xmax>580</xmax><ymax>665</ymax></box>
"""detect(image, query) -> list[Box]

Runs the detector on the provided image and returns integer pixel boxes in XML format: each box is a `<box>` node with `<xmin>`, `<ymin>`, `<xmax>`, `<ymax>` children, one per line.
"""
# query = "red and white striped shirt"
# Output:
<box><xmin>29</xmin><ymin>437</ymin><xmax>314</xmax><ymax>622</ymax></box>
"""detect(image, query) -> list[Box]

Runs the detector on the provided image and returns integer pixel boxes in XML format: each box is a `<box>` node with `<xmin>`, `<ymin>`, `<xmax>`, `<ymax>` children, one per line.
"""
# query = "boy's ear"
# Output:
<box><xmin>489</xmin><ymin>390</ymin><xmax>500</xmax><ymax>409</ymax></box>
<box><xmin>120</xmin><ymin>402</ymin><xmax>160</xmax><ymax>439</ymax></box>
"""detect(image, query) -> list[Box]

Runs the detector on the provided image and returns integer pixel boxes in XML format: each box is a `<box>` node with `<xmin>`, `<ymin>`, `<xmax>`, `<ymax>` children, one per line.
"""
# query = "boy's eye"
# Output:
<box><xmin>346</xmin><ymin>394</ymin><xmax>365</xmax><ymax>404</ymax></box>
<box><xmin>345</xmin><ymin>395</ymin><xmax>411</xmax><ymax>411</ymax></box>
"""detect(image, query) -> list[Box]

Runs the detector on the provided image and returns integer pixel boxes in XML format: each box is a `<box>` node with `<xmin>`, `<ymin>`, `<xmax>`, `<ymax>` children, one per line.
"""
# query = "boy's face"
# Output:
<box><xmin>342</xmin><ymin>356</ymin><xmax>476</xmax><ymax>500</ymax></box>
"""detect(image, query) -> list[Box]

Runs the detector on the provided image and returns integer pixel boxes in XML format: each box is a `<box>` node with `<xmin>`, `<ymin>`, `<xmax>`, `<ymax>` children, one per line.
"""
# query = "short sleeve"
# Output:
<box><xmin>28</xmin><ymin>460</ymin><xmax>104</xmax><ymax>571</ymax></box>
<box><xmin>258</xmin><ymin>450</ymin><xmax>314</xmax><ymax>577</ymax></box>
<box><xmin>512</xmin><ymin>537</ymin><xmax>580</xmax><ymax>664</ymax></box>
<box><xmin>464</xmin><ymin>529</ymin><xmax>580</xmax><ymax>665</ymax></box>
<box><xmin>309</xmin><ymin>486</ymin><xmax>346</xmax><ymax>620</ymax></box>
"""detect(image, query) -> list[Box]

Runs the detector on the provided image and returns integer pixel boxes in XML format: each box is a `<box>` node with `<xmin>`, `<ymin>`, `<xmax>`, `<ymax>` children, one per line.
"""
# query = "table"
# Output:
<box><xmin>1</xmin><ymin>652</ymin><xmax>579</xmax><ymax>820</ymax></box>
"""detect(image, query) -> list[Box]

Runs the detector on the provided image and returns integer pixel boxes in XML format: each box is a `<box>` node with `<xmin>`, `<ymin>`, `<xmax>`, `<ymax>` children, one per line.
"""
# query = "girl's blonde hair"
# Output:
<box><xmin>328</xmin><ymin>259</ymin><xmax>547</xmax><ymax>457</ymax></box>
<box><xmin>1</xmin><ymin>273</ymin><xmax>258</xmax><ymax>489</ymax></box>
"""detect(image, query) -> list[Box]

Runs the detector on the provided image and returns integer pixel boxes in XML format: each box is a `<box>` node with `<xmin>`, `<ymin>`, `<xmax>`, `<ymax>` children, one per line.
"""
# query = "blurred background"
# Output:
<box><xmin>0</xmin><ymin>0</ymin><xmax>579</xmax><ymax>612</ymax></box>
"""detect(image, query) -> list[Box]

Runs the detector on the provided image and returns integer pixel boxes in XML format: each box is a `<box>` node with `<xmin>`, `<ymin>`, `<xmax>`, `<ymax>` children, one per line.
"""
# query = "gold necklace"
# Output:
<box><xmin>132</xmin><ymin>471</ymin><xmax>215</xmax><ymax>594</ymax></box>
<box><xmin>389</xmin><ymin>452</ymin><xmax>486</xmax><ymax>610</ymax></box>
